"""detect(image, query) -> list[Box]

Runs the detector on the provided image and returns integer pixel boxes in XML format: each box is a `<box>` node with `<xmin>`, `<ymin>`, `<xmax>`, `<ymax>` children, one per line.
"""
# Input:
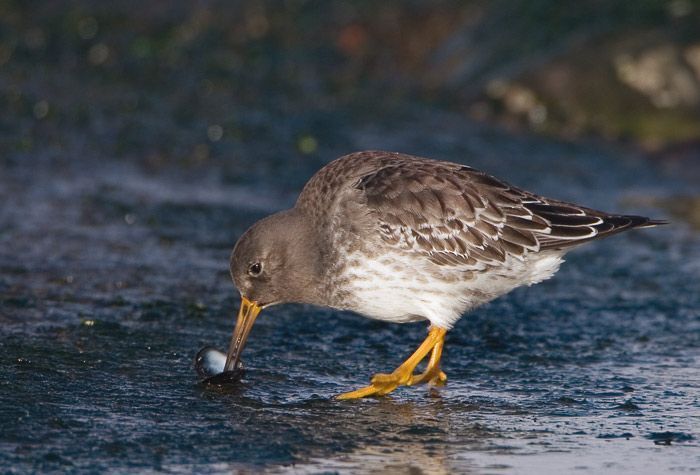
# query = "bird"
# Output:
<box><xmin>223</xmin><ymin>150</ymin><xmax>665</xmax><ymax>399</ymax></box>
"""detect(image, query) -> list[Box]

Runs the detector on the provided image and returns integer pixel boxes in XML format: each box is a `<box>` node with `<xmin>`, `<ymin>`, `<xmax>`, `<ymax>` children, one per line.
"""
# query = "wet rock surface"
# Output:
<box><xmin>1</xmin><ymin>108</ymin><xmax>698</xmax><ymax>473</ymax></box>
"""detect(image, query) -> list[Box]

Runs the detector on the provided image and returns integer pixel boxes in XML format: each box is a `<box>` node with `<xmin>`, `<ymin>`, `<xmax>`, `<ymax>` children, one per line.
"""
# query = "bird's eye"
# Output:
<box><xmin>248</xmin><ymin>262</ymin><xmax>262</xmax><ymax>276</ymax></box>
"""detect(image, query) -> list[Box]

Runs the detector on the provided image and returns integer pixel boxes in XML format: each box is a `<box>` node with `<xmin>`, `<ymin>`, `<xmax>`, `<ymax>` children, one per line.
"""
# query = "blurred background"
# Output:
<box><xmin>2</xmin><ymin>0</ymin><xmax>700</xmax><ymax>224</ymax></box>
<box><xmin>3</xmin><ymin>0</ymin><xmax>700</xmax><ymax>171</ymax></box>
<box><xmin>1</xmin><ymin>1</ymin><xmax>699</xmax><ymax>473</ymax></box>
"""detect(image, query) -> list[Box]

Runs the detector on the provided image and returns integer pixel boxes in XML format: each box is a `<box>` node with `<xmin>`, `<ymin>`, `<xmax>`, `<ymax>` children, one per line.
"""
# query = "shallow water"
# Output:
<box><xmin>1</xmin><ymin>109</ymin><xmax>699</xmax><ymax>473</ymax></box>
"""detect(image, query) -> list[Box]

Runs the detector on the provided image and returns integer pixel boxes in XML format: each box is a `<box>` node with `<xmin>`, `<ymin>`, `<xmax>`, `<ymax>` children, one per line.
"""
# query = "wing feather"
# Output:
<box><xmin>349</xmin><ymin>152</ymin><xmax>661</xmax><ymax>267</ymax></box>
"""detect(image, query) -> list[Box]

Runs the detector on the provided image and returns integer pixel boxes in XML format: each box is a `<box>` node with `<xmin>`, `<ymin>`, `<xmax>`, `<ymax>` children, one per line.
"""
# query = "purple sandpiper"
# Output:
<box><xmin>223</xmin><ymin>151</ymin><xmax>665</xmax><ymax>399</ymax></box>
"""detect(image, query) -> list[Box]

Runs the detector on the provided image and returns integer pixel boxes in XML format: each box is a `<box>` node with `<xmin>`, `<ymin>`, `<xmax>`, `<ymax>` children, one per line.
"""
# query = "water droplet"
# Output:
<box><xmin>33</xmin><ymin>101</ymin><xmax>49</xmax><ymax>119</ymax></box>
<box><xmin>88</xmin><ymin>43</ymin><xmax>110</xmax><ymax>65</ymax></box>
<box><xmin>78</xmin><ymin>17</ymin><xmax>99</xmax><ymax>40</ymax></box>
<box><xmin>298</xmin><ymin>135</ymin><xmax>318</xmax><ymax>154</ymax></box>
<box><xmin>207</xmin><ymin>125</ymin><xmax>223</xmax><ymax>142</ymax></box>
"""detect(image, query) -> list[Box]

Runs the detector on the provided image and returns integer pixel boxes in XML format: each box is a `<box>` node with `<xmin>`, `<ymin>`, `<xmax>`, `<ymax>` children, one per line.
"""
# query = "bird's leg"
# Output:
<box><xmin>336</xmin><ymin>326</ymin><xmax>447</xmax><ymax>400</ymax></box>
<box><xmin>409</xmin><ymin>336</ymin><xmax>447</xmax><ymax>386</ymax></box>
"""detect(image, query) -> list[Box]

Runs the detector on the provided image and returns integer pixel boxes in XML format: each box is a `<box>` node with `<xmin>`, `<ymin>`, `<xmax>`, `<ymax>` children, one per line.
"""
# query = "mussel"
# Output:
<box><xmin>194</xmin><ymin>346</ymin><xmax>244</xmax><ymax>385</ymax></box>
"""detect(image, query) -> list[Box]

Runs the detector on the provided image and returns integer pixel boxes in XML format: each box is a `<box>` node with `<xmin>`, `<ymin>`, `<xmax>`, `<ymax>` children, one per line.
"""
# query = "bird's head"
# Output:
<box><xmin>224</xmin><ymin>209</ymin><xmax>322</xmax><ymax>372</ymax></box>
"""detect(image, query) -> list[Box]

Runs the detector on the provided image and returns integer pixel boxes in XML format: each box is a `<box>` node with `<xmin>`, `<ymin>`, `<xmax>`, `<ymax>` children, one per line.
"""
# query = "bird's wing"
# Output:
<box><xmin>353</xmin><ymin>155</ymin><xmax>652</xmax><ymax>268</ymax></box>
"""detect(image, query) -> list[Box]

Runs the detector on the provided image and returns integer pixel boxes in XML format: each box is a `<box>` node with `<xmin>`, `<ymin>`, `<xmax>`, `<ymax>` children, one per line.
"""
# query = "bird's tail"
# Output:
<box><xmin>629</xmin><ymin>217</ymin><xmax>668</xmax><ymax>228</ymax></box>
<box><xmin>534</xmin><ymin>207</ymin><xmax>667</xmax><ymax>250</ymax></box>
<box><xmin>602</xmin><ymin>215</ymin><xmax>667</xmax><ymax>231</ymax></box>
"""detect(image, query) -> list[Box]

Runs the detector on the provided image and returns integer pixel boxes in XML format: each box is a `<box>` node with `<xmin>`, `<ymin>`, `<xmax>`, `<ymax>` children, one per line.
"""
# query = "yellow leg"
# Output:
<box><xmin>336</xmin><ymin>326</ymin><xmax>447</xmax><ymax>400</ymax></box>
<box><xmin>409</xmin><ymin>336</ymin><xmax>447</xmax><ymax>386</ymax></box>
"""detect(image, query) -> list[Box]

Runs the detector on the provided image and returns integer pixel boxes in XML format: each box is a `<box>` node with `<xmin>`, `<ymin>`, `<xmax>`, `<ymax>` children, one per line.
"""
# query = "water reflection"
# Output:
<box><xmin>269</xmin><ymin>399</ymin><xmax>484</xmax><ymax>474</ymax></box>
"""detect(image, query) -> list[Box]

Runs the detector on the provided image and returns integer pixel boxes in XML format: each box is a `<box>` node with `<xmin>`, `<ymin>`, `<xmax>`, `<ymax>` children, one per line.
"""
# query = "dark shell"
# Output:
<box><xmin>201</xmin><ymin>369</ymin><xmax>244</xmax><ymax>386</ymax></box>
<box><xmin>194</xmin><ymin>346</ymin><xmax>244</xmax><ymax>386</ymax></box>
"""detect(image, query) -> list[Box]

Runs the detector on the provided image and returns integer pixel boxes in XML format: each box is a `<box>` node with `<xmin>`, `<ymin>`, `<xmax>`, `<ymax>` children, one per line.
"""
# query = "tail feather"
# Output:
<box><xmin>535</xmin><ymin>210</ymin><xmax>667</xmax><ymax>250</ymax></box>
<box><xmin>634</xmin><ymin>218</ymin><xmax>668</xmax><ymax>228</ymax></box>
<box><xmin>602</xmin><ymin>215</ymin><xmax>667</xmax><ymax>232</ymax></box>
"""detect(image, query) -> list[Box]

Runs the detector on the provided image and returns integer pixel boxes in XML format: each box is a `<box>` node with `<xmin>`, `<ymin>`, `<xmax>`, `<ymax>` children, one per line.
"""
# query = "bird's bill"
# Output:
<box><xmin>223</xmin><ymin>296</ymin><xmax>262</xmax><ymax>372</ymax></box>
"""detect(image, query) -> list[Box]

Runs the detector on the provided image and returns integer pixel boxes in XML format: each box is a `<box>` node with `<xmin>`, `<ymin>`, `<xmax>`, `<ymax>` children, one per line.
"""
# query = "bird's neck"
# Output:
<box><xmin>277</xmin><ymin>209</ymin><xmax>329</xmax><ymax>307</ymax></box>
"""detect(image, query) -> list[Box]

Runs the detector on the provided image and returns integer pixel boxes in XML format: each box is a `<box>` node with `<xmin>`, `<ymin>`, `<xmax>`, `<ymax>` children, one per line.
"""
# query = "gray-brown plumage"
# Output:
<box><xmin>298</xmin><ymin>151</ymin><xmax>659</xmax><ymax>265</ymax></box>
<box><xmin>226</xmin><ymin>151</ymin><xmax>664</xmax><ymax>398</ymax></box>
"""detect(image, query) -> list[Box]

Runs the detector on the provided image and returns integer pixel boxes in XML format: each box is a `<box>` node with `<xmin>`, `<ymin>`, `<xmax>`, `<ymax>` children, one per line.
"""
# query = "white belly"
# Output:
<box><xmin>338</xmin><ymin>250</ymin><xmax>564</xmax><ymax>329</ymax></box>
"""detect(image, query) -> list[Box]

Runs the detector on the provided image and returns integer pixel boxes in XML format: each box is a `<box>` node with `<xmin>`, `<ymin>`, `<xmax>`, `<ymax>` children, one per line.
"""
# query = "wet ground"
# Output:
<box><xmin>1</xmin><ymin>104</ymin><xmax>699</xmax><ymax>473</ymax></box>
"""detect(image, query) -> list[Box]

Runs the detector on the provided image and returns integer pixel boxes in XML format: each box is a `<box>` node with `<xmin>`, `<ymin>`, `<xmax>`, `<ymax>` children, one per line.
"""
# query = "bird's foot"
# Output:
<box><xmin>336</xmin><ymin>326</ymin><xmax>448</xmax><ymax>400</ymax></box>
<box><xmin>335</xmin><ymin>369</ymin><xmax>411</xmax><ymax>400</ymax></box>
<box><xmin>431</xmin><ymin>370</ymin><xmax>448</xmax><ymax>386</ymax></box>
<box><xmin>335</xmin><ymin>368</ymin><xmax>448</xmax><ymax>400</ymax></box>
<box><xmin>410</xmin><ymin>368</ymin><xmax>447</xmax><ymax>387</ymax></box>
<box><xmin>336</xmin><ymin>367</ymin><xmax>413</xmax><ymax>399</ymax></box>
